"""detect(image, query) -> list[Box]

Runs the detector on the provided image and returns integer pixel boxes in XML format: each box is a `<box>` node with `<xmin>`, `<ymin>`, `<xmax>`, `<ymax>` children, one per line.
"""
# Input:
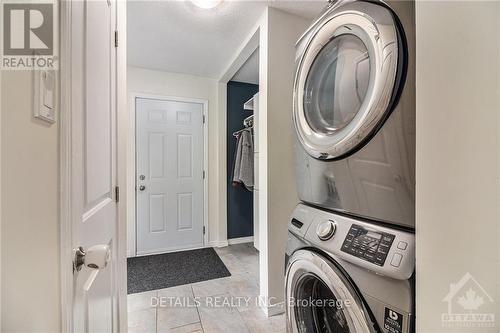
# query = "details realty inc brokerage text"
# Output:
<box><xmin>151</xmin><ymin>295</ymin><xmax>353</xmax><ymax>309</ymax></box>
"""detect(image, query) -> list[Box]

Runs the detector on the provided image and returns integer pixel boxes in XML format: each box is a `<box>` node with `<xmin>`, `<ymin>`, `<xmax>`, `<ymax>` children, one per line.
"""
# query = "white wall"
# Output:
<box><xmin>258</xmin><ymin>8</ymin><xmax>309</xmax><ymax>314</ymax></box>
<box><xmin>416</xmin><ymin>2</ymin><xmax>500</xmax><ymax>332</ymax></box>
<box><xmin>1</xmin><ymin>71</ymin><xmax>61</xmax><ymax>332</ymax></box>
<box><xmin>127</xmin><ymin>67</ymin><xmax>220</xmax><ymax>255</ymax></box>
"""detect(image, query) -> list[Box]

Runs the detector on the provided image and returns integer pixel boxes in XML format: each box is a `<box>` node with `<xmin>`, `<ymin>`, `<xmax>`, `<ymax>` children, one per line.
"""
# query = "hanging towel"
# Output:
<box><xmin>232</xmin><ymin>129</ymin><xmax>254</xmax><ymax>190</ymax></box>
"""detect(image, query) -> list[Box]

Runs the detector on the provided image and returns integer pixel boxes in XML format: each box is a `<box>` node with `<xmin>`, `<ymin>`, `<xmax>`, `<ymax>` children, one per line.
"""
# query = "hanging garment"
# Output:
<box><xmin>232</xmin><ymin>133</ymin><xmax>243</xmax><ymax>186</ymax></box>
<box><xmin>232</xmin><ymin>129</ymin><xmax>254</xmax><ymax>190</ymax></box>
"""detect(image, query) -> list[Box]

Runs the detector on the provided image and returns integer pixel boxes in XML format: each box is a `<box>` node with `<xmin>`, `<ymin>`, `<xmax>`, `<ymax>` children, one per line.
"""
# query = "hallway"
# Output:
<box><xmin>127</xmin><ymin>244</ymin><xmax>285</xmax><ymax>333</ymax></box>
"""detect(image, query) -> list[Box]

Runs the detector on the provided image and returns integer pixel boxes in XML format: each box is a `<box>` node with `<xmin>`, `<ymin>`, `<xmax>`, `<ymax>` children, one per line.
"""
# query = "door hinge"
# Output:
<box><xmin>115</xmin><ymin>186</ymin><xmax>120</xmax><ymax>202</ymax></box>
<box><xmin>202</xmin><ymin>115</ymin><xmax>206</xmax><ymax>124</ymax></box>
<box><xmin>203</xmin><ymin>170</ymin><xmax>206</xmax><ymax>179</ymax></box>
<box><xmin>114</xmin><ymin>30</ymin><xmax>118</xmax><ymax>48</ymax></box>
<box><xmin>203</xmin><ymin>226</ymin><xmax>206</xmax><ymax>235</ymax></box>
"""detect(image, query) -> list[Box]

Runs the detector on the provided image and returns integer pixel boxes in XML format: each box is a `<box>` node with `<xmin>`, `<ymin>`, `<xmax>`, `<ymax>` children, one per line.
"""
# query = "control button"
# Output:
<box><xmin>377</xmin><ymin>244</ymin><xmax>390</xmax><ymax>254</ymax></box>
<box><xmin>363</xmin><ymin>252</ymin><xmax>375</xmax><ymax>261</ymax></box>
<box><xmin>347</xmin><ymin>247</ymin><xmax>357</xmax><ymax>255</ymax></box>
<box><xmin>391</xmin><ymin>253</ymin><xmax>403</xmax><ymax>267</ymax></box>
<box><xmin>397</xmin><ymin>241</ymin><xmax>408</xmax><ymax>250</ymax></box>
<box><xmin>316</xmin><ymin>220</ymin><xmax>336</xmax><ymax>241</ymax></box>
<box><xmin>374</xmin><ymin>255</ymin><xmax>385</xmax><ymax>266</ymax></box>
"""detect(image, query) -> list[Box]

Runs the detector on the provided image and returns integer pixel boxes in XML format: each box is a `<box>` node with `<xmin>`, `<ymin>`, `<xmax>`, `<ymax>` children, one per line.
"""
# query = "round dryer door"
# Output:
<box><xmin>285</xmin><ymin>250</ymin><xmax>377</xmax><ymax>333</ymax></box>
<box><xmin>293</xmin><ymin>1</ymin><xmax>407</xmax><ymax>160</ymax></box>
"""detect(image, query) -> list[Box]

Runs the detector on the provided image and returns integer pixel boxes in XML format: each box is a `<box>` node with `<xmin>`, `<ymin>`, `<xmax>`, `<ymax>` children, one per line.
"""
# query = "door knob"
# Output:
<box><xmin>139</xmin><ymin>185</ymin><xmax>146</xmax><ymax>191</ymax></box>
<box><xmin>73</xmin><ymin>244</ymin><xmax>110</xmax><ymax>273</ymax></box>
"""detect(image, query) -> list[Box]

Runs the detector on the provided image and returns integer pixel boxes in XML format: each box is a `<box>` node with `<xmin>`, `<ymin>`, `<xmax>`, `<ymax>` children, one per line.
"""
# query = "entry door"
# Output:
<box><xmin>71</xmin><ymin>0</ymin><xmax>118</xmax><ymax>331</ymax></box>
<box><xmin>136</xmin><ymin>98</ymin><xmax>205</xmax><ymax>255</ymax></box>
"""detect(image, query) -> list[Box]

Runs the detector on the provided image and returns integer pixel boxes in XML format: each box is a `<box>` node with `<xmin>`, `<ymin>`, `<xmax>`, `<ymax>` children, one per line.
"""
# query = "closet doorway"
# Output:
<box><xmin>134</xmin><ymin>95</ymin><xmax>209</xmax><ymax>255</ymax></box>
<box><xmin>226</xmin><ymin>43</ymin><xmax>261</xmax><ymax>249</ymax></box>
<box><xmin>227</xmin><ymin>82</ymin><xmax>259</xmax><ymax>244</ymax></box>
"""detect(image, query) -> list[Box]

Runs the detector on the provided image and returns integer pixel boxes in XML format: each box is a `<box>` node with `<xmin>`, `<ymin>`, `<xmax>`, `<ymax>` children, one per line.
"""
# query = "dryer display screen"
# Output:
<box><xmin>341</xmin><ymin>225</ymin><xmax>395</xmax><ymax>266</ymax></box>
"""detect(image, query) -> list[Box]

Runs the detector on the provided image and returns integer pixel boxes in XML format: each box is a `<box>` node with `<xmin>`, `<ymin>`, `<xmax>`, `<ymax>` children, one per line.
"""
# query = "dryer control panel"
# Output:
<box><xmin>341</xmin><ymin>225</ymin><xmax>395</xmax><ymax>266</ymax></box>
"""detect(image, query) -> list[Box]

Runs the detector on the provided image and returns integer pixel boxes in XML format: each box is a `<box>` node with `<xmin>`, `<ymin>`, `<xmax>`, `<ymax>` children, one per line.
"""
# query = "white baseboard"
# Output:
<box><xmin>206</xmin><ymin>240</ymin><xmax>229</xmax><ymax>248</ymax></box>
<box><xmin>217</xmin><ymin>240</ymin><xmax>229</xmax><ymax>247</ymax></box>
<box><xmin>228</xmin><ymin>236</ymin><xmax>254</xmax><ymax>245</ymax></box>
<box><xmin>131</xmin><ymin>240</ymin><xmax>232</xmax><ymax>255</ymax></box>
<box><xmin>259</xmin><ymin>299</ymin><xmax>285</xmax><ymax>317</ymax></box>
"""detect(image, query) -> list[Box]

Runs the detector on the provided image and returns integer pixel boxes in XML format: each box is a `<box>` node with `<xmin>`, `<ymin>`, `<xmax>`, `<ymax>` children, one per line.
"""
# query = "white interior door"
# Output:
<box><xmin>70</xmin><ymin>0</ymin><xmax>118</xmax><ymax>331</ymax></box>
<box><xmin>136</xmin><ymin>97</ymin><xmax>205</xmax><ymax>255</ymax></box>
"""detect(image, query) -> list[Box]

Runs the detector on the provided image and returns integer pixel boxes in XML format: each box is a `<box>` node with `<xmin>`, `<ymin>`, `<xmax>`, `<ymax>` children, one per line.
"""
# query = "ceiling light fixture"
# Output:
<box><xmin>190</xmin><ymin>0</ymin><xmax>223</xmax><ymax>9</ymax></box>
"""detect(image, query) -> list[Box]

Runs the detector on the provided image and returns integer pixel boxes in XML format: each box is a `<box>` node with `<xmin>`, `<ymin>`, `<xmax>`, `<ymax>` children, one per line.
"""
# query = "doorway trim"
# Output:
<box><xmin>128</xmin><ymin>92</ymin><xmax>209</xmax><ymax>257</ymax></box>
<box><xmin>59</xmin><ymin>2</ymin><xmax>73</xmax><ymax>330</ymax></box>
<box><xmin>216</xmin><ymin>23</ymin><xmax>260</xmax><ymax>249</ymax></box>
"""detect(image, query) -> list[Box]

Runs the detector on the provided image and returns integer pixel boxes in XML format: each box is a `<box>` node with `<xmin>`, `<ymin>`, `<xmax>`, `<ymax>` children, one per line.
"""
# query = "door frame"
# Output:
<box><xmin>59</xmin><ymin>0</ymin><xmax>128</xmax><ymax>331</ymax></box>
<box><xmin>128</xmin><ymin>93</ymin><xmax>209</xmax><ymax>257</ymax></box>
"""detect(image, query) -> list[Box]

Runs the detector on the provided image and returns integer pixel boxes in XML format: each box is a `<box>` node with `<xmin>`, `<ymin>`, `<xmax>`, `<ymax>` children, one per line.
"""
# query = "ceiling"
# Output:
<box><xmin>127</xmin><ymin>0</ymin><xmax>326</xmax><ymax>79</ymax></box>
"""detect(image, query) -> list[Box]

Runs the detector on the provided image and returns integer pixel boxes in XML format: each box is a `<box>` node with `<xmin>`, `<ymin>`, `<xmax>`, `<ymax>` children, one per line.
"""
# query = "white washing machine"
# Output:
<box><xmin>285</xmin><ymin>204</ymin><xmax>415</xmax><ymax>333</ymax></box>
<box><xmin>293</xmin><ymin>0</ymin><xmax>415</xmax><ymax>229</ymax></box>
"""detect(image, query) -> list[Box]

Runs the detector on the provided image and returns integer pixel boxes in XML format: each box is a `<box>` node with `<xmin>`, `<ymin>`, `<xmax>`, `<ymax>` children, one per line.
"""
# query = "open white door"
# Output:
<box><xmin>65</xmin><ymin>0</ymin><xmax>119</xmax><ymax>331</ymax></box>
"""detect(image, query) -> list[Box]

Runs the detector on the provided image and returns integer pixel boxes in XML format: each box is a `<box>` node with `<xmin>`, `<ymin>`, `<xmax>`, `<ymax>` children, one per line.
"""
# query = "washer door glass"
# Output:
<box><xmin>294</xmin><ymin>1</ymin><xmax>404</xmax><ymax>159</ymax></box>
<box><xmin>285</xmin><ymin>250</ymin><xmax>377</xmax><ymax>333</ymax></box>
<box><xmin>295</xmin><ymin>274</ymin><xmax>351</xmax><ymax>332</ymax></box>
<box><xmin>304</xmin><ymin>34</ymin><xmax>370</xmax><ymax>136</ymax></box>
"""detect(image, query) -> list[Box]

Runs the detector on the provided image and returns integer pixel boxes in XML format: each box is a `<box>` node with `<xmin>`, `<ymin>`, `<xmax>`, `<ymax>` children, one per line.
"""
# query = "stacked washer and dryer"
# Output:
<box><xmin>286</xmin><ymin>1</ymin><xmax>415</xmax><ymax>332</ymax></box>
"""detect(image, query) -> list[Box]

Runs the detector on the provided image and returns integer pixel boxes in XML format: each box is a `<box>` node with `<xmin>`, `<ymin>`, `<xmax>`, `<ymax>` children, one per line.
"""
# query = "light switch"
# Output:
<box><xmin>42</xmin><ymin>71</ymin><xmax>55</xmax><ymax>109</ymax></box>
<box><xmin>34</xmin><ymin>69</ymin><xmax>56</xmax><ymax>123</ymax></box>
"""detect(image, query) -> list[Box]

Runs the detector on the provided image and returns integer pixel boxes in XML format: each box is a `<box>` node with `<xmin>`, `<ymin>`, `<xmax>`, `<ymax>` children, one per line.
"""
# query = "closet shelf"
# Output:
<box><xmin>243</xmin><ymin>96</ymin><xmax>255</xmax><ymax>111</ymax></box>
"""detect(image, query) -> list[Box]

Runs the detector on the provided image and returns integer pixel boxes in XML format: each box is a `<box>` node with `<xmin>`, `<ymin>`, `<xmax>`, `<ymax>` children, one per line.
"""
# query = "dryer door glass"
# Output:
<box><xmin>304</xmin><ymin>34</ymin><xmax>370</xmax><ymax>136</ymax></box>
<box><xmin>294</xmin><ymin>1</ymin><xmax>405</xmax><ymax>160</ymax></box>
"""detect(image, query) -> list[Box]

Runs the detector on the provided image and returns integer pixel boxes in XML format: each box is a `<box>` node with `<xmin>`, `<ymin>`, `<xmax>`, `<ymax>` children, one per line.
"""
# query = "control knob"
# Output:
<box><xmin>316</xmin><ymin>220</ymin><xmax>337</xmax><ymax>241</ymax></box>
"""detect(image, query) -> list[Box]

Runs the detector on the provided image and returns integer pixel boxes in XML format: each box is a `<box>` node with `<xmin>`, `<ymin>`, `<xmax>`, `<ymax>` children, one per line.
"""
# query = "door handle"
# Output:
<box><xmin>73</xmin><ymin>244</ymin><xmax>110</xmax><ymax>273</ymax></box>
<box><xmin>139</xmin><ymin>185</ymin><xmax>146</xmax><ymax>191</ymax></box>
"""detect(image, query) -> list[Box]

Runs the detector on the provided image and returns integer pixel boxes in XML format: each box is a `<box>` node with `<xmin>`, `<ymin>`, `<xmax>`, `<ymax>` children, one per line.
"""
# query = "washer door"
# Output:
<box><xmin>286</xmin><ymin>250</ymin><xmax>378</xmax><ymax>333</ymax></box>
<box><xmin>293</xmin><ymin>1</ymin><xmax>406</xmax><ymax>160</ymax></box>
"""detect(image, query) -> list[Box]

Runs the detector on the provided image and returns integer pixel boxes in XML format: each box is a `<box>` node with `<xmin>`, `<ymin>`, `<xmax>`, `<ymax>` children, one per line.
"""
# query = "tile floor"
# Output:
<box><xmin>127</xmin><ymin>243</ymin><xmax>286</xmax><ymax>333</ymax></box>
